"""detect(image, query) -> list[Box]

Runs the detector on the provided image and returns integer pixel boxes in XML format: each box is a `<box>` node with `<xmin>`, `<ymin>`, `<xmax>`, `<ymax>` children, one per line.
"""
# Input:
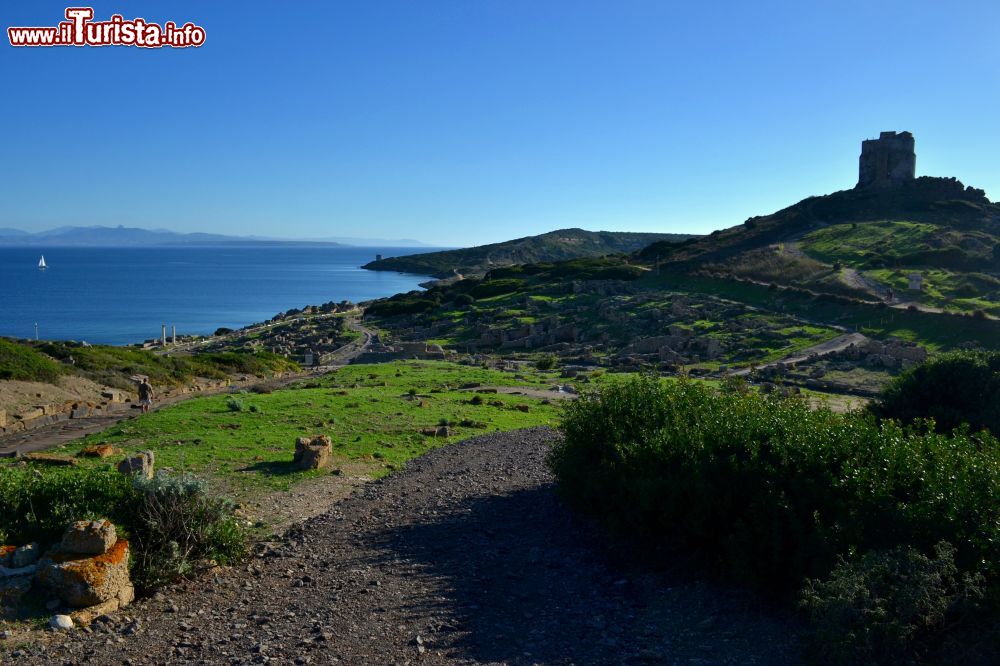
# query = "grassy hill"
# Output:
<box><xmin>633</xmin><ymin>177</ymin><xmax>1000</xmax><ymax>315</ymax></box>
<box><xmin>362</xmin><ymin>228</ymin><xmax>697</xmax><ymax>278</ymax></box>
<box><xmin>362</xmin><ymin>177</ymin><xmax>1000</xmax><ymax>391</ymax></box>
<box><xmin>0</xmin><ymin>337</ymin><xmax>298</xmax><ymax>390</ymax></box>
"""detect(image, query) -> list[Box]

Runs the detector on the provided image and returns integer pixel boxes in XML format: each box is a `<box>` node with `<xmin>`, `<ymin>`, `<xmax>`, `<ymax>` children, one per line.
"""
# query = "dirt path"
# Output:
<box><xmin>20</xmin><ymin>428</ymin><xmax>801</xmax><ymax>664</ymax></box>
<box><xmin>731</xmin><ymin>331</ymin><xmax>867</xmax><ymax>376</ymax></box>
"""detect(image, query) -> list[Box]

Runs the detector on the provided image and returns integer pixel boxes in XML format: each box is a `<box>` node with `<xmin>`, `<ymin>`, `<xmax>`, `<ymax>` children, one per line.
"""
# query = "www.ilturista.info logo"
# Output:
<box><xmin>8</xmin><ymin>7</ymin><xmax>206</xmax><ymax>48</ymax></box>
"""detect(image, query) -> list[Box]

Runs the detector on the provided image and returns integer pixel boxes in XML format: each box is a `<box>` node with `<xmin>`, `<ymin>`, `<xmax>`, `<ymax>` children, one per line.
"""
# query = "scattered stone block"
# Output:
<box><xmin>62</xmin><ymin>520</ymin><xmax>117</xmax><ymax>556</ymax></box>
<box><xmin>23</xmin><ymin>453</ymin><xmax>78</xmax><ymax>467</ymax></box>
<box><xmin>69</xmin><ymin>584</ymin><xmax>134</xmax><ymax>626</ymax></box>
<box><xmin>38</xmin><ymin>539</ymin><xmax>131</xmax><ymax>608</ymax></box>
<box><xmin>1</xmin><ymin>562</ymin><xmax>37</xmax><ymax>610</ymax></box>
<box><xmin>79</xmin><ymin>444</ymin><xmax>121</xmax><ymax>459</ymax></box>
<box><xmin>117</xmin><ymin>451</ymin><xmax>154</xmax><ymax>479</ymax></box>
<box><xmin>11</xmin><ymin>543</ymin><xmax>40</xmax><ymax>568</ymax></box>
<box><xmin>294</xmin><ymin>435</ymin><xmax>332</xmax><ymax>470</ymax></box>
<box><xmin>100</xmin><ymin>390</ymin><xmax>126</xmax><ymax>403</ymax></box>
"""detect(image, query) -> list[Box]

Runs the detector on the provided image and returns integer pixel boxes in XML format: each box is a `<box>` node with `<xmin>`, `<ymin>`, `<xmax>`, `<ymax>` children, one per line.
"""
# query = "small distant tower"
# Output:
<box><xmin>858</xmin><ymin>131</ymin><xmax>916</xmax><ymax>188</ymax></box>
<box><xmin>375</xmin><ymin>254</ymin><xmax>384</xmax><ymax>262</ymax></box>
<box><xmin>172</xmin><ymin>325</ymin><xmax>177</xmax><ymax>345</ymax></box>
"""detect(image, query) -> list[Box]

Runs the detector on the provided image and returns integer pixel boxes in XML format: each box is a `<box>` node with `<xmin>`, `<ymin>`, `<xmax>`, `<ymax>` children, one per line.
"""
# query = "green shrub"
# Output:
<box><xmin>0</xmin><ymin>466</ymin><xmax>133</xmax><ymax>544</ymax></box>
<box><xmin>800</xmin><ymin>542</ymin><xmax>986</xmax><ymax>665</ymax></box>
<box><xmin>0</xmin><ymin>338</ymin><xmax>64</xmax><ymax>383</ymax></box>
<box><xmin>549</xmin><ymin>377</ymin><xmax>1000</xmax><ymax>596</ymax></box>
<box><xmin>366</xmin><ymin>293</ymin><xmax>438</xmax><ymax>316</ymax></box>
<box><xmin>36</xmin><ymin>342</ymin><xmax>296</xmax><ymax>391</ymax></box>
<box><xmin>535</xmin><ymin>354</ymin><xmax>557</xmax><ymax>371</ymax></box>
<box><xmin>127</xmin><ymin>472</ymin><xmax>248</xmax><ymax>591</ymax></box>
<box><xmin>874</xmin><ymin>350</ymin><xmax>1000</xmax><ymax>434</ymax></box>
<box><xmin>469</xmin><ymin>278</ymin><xmax>527</xmax><ymax>299</ymax></box>
<box><xmin>226</xmin><ymin>396</ymin><xmax>245</xmax><ymax>412</ymax></box>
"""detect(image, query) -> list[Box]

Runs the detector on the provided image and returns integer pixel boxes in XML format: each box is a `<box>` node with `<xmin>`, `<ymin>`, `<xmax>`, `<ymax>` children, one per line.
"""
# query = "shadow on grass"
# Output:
<box><xmin>239</xmin><ymin>459</ymin><xmax>302</xmax><ymax>477</ymax></box>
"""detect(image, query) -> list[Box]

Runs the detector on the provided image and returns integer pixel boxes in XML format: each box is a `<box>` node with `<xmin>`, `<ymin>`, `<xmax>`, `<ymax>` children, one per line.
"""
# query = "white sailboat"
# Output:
<box><xmin>38</xmin><ymin>255</ymin><xmax>47</xmax><ymax>270</ymax></box>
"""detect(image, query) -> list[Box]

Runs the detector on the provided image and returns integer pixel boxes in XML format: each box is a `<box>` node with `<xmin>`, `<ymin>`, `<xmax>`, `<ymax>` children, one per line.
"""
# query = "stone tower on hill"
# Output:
<box><xmin>858</xmin><ymin>131</ymin><xmax>916</xmax><ymax>188</ymax></box>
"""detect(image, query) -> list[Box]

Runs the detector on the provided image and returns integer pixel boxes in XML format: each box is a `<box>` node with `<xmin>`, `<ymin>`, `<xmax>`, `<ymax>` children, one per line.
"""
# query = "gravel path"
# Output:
<box><xmin>20</xmin><ymin>428</ymin><xmax>801</xmax><ymax>664</ymax></box>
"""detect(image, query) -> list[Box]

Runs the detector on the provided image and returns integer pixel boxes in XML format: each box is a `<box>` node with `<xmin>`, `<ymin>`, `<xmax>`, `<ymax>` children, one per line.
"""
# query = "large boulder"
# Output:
<box><xmin>294</xmin><ymin>435</ymin><xmax>332</xmax><ymax>470</ymax></box>
<box><xmin>37</xmin><ymin>539</ymin><xmax>132</xmax><ymax>608</ymax></box>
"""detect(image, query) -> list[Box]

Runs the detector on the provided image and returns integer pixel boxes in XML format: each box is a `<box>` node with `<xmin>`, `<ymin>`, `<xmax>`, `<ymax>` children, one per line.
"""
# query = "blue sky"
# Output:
<box><xmin>2</xmin><ymin>1</ymin><xmax>998</xmax><ymax>246</ymax></box>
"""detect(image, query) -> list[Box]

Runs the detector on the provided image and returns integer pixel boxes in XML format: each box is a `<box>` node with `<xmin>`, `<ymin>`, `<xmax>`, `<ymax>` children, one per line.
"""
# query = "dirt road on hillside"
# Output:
<box><xmin>730</xmin><ymin>332</ymin><xmax>867</xmax><ymax>376</ymax></box>
<box><xmin>19</xmin><ymin>428</ymin><xmax>802</xmax><ymax>665</ymax></box>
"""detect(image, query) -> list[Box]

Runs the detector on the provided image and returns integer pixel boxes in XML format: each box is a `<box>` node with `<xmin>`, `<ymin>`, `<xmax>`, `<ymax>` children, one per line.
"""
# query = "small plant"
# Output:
<box><xmin>469</xmin><ymin>394</ymin><xmax>484</xmax><ymax>405</ymax></box>
<box><xmin>226</xmin><ymin>396</ymin><xmax>245</xmax><ymax>412</ymax></box>
<box><xmin>127</xmin><ymin>472</ymin><xmax>248</xmax><ymax>591</ymax></box>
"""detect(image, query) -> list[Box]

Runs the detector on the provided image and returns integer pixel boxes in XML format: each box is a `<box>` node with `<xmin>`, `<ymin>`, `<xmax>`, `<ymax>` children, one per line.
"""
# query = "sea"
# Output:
<box><xmin>0</xmin><ymin>246</ymin><xmax>437</xmax><ymax>346</ymax></box>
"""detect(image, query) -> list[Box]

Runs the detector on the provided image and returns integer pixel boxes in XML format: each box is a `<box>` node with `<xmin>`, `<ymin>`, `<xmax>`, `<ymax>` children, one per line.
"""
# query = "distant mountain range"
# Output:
<box><xmin>0</xmin><ymin>226</ymin><xmax>432</xmax><ymax>248</ymax></box>
<box><xmin>363</xmin><ymin>228</ymin><xmax>700</xmax><ymax>277</ymax></box>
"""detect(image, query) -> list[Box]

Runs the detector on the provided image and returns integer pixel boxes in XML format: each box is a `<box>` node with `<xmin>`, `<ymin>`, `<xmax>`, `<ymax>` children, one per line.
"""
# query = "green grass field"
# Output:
<box><xmin>801</xmin><ymin>220</ymin><xmax>943</xmax><ymax>265</ymax></box>
<box><xmin>866</xmin><ymin>268</ymin><xmax>1000</xmax><ymax>316</ymax></box>
<box><xmin>652</xmin><ymin>273</ymin><xmax>1000</xmax><ymax>350</ymax></box>
<box><xmin>40</xmin><ymin>361</ymin><xmax>562</xmax><ymax>498</ymax></box>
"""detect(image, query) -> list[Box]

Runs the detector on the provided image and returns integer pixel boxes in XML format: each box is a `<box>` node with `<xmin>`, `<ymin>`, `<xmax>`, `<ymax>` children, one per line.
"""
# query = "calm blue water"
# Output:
<box><xmin>0</xmin><ymin>246</ymin><xmax>435</xmax><ymax>345</ymax></box>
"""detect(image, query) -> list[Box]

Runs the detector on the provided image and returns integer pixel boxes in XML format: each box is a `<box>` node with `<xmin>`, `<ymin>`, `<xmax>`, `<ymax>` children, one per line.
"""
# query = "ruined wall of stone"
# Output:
<box><xmin>858</xmin><ymin>131</ymin><xmax>916</xmax><ymax>188</ymax></box>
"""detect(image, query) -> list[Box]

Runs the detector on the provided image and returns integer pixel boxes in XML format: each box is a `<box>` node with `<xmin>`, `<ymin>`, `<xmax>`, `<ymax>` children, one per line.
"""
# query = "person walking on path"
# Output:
<box><xmin>138</xmin><ymin>377</ymin><xmax>155</xmax><ymax>414</ymax></box>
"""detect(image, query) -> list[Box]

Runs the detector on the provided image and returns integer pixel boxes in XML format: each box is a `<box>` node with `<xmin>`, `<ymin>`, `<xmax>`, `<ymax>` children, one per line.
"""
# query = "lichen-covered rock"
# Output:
<box><xmin>38</xmin><ymin>539</ymin><xmax>131</xmax><ymax>608</ymax></box>
<box><xmin>80</xmin><ymin>443</ymin><xmax>121</xmax><ymax>458</ymax></box>
<box><xmin>62</xmin><ymin>520</ymin><xmax>117</xmax><ymax>555</ymax></box>
<box><xmin>294</xmin><ymin>435</ymin><xmax>332</xmax><ymax>470</ymax></box>
<box><xmin>117</xmin><ymin>451</ymin><xmax>154</xmax><ymax>479</ymax></box>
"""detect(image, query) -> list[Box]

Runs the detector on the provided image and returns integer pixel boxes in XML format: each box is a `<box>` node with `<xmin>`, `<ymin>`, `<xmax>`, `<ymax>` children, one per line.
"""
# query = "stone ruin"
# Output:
<box><xmin>294</xmin><ymin>434</ymin><xmax>333</xmax><ymax>470</ymax></box>
<box><xmin>857</xmin><ymin>131</ymin><xmax>916</xmax><ymax>188</ymax></box>
<box><xmin>2</xmin><ymin>519</ymin><xmax>134</xmax><ymax>629</ymax></box>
